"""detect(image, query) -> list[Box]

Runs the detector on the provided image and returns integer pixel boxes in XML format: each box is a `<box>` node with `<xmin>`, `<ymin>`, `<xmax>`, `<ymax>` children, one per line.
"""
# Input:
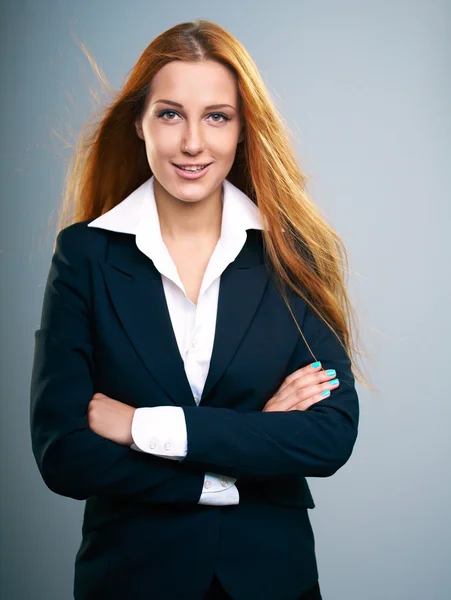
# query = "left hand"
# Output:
<box><xmin>88</xmin><ymin>393</ymin><xmax>136</xmax><ymax>446</ymax></box>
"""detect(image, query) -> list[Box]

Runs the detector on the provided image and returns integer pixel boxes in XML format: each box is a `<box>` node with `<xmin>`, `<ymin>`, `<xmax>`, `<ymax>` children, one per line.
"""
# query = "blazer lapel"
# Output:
<box><xmin>201</xmin><ymin>230</ymin><xmax>269</xmax><ymax>403</ymax></box>
<box><xmin>99</xmin><ymin>230</ymin><xmax>269</xmax><ymax>408</ymax></box>
<box><xmin>100</xmin><ymin>233</ymin><xmax>197</xmax><ymax>408</ymax></box>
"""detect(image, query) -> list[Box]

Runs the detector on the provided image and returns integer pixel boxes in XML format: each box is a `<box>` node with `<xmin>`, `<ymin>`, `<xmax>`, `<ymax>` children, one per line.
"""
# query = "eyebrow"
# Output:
<box><xmin>153</xmin><ymin>99</ymin><xmax>236</xmax><ymax>111</ymax></box>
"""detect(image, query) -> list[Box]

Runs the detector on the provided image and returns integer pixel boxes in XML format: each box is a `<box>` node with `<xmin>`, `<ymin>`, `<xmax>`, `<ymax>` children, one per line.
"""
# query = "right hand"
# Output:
<box><xmin>262</xmin><ymin>362</ymin><xmax>340</xmax><ymax>412</ymax></box>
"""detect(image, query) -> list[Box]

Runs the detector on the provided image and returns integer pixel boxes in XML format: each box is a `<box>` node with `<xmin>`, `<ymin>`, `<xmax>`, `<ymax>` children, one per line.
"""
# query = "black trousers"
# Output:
<box><xmin>204</xmin><ymin>573</ymin><xmax>322</xmax><ymax>599</ymax></box>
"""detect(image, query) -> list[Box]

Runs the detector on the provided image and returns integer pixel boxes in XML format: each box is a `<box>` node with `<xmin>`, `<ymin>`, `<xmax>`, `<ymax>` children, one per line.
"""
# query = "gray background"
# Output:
<box><xmin>1</xmin><ymin>1</ymin><xmax>450</xmax><ymax>598</ymax></box>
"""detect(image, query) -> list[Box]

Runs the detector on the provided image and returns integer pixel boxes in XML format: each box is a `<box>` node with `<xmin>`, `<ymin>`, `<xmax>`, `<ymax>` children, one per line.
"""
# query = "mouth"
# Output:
<box><xmin>171</xmin><ymin>162</ymin><xmax>213</xmax><ymax>180</ymax></box>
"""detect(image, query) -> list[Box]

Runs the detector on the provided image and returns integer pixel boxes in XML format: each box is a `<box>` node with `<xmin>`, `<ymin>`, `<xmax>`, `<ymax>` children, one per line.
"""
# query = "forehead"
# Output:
<box><xmin>149</xmin><ymin>60</ymin><xmax>238</xmax><ymax>104</ymax></box>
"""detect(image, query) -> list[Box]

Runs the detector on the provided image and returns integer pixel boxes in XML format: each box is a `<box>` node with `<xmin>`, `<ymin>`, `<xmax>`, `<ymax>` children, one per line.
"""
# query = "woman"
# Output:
<box><xmin>30</xmin><ymin>19</ymin><xmax>364</xmax><ymax>600</ymax></box>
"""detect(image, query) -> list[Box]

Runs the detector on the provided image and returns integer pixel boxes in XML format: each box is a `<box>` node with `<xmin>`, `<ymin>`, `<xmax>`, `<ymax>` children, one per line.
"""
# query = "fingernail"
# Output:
<box><xmin>321</xmin><ymin>390</ymin><xmax>331</xmax><ymax>397</ymax></box>
<box><xmin>312</xmin><ymin>361</ymin><xmax>321</xmax><ymax>368</ymax></box>
<box><xmin>329</xmin><ymin>378</ymin><xmax>339</xmax><ymax>385</ymax></box>
<box><xmin>326</xmin><ymin>369</ymin><xmax>336</xmax><ymax>377</ymax></box>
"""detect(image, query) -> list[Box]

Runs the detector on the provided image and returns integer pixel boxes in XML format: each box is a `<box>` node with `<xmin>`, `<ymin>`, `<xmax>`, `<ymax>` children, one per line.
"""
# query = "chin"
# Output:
<box><xmin>160</xmin><ymin>182</ymin><xmax>206</xmax><ymax>203</ymax></box>
<box><xmin>171</xmin><ymin>180</ymin><xmax>220</xmax><ymax>202</ymax></box>
<box><xmin>176</xmin><ymin>194</ymin><xmax>206</xmax><ymax>204</ymax></box>
<box><xmin>154</xmin><ymin>166</ymin><xmax>225</xmax><ymax>203</ymax></box>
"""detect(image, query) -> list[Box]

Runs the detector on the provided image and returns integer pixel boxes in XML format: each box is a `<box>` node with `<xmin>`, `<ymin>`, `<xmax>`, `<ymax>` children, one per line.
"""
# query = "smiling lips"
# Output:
<box><xmin>173</xmin><ymin>163</ymin><xmax>211</xmax><ymax>170</ymax></box>
<box><xmin>172</xmin><ymin>162</ymin><xmax>213</xmax><ymax>179</ymax></box>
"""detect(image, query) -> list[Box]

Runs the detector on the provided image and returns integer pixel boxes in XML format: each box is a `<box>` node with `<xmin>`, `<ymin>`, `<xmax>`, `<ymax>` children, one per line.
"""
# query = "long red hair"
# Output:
<box><xmin>56</xmin><ymin>19</ymin><xmax>371</xmax><ymax>389</ymax></box>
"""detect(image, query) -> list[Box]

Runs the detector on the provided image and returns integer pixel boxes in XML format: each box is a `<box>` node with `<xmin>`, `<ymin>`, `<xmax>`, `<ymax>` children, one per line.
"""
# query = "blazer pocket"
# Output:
<box><xmin>263</xmin><ymin>476</ymin><xmax>315</xmax><ymax>509</ymax></box>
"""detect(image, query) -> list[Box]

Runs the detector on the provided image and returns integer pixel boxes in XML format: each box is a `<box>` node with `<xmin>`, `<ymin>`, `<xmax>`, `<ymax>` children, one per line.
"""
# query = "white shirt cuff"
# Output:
<box><xmin>129</xmin><ymin>409</ymin><xmax>239</xmax><ymax>505</ymax></box>
<box><xmin>130</xmin><ymin>406</ymin><xmax>187</xmax><ymax>459</ymax></box>
<box><xmin>198</xmin><ymin>473</ymin><xmax>239</xmax><ymax>505</ymax></box>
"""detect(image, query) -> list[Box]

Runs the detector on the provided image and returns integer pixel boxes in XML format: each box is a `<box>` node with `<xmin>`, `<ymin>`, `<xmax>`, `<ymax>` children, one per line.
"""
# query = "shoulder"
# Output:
<box><xmin>55</xmin><ymin>218</ymin><xmax>114</xmax><ymax>264</ymax></box>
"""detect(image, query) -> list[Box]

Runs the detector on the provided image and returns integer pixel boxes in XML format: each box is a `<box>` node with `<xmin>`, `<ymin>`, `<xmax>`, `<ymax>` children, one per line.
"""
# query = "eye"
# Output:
<box><xmin>157</xmin><ymin>110</ymin><xmax>181</xmax><ymax>121</ymax></box>
<box><xmin>208</xmin><ymin>113</ymin><xmax>231</xmax><ymax>123</ymax></box>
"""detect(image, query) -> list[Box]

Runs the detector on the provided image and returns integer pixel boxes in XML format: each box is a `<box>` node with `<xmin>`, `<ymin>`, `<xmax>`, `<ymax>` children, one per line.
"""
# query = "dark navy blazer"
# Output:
<box><xmin>30</xmin><ymin>220</ymin><xmax>359</xmax><ymax>600</ymax></box>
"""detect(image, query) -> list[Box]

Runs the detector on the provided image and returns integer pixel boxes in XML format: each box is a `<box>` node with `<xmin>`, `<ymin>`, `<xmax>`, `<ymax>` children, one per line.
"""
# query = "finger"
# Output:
<box><xmin>276</xmin><ymin>361</ymin><xmax>323</xmax><ymax>395</ymax></box>
<box><xmin>276</xmin><ymin>369</ymin><xmax>337</xmax><ymax>404</ymax></box>
<box><xmin>287</xmin><ymin>389</ymin><xmax>332</xmax><ymax>412</ymax></box>
<box><xmin>276</xmin><ymin>377</ymin><xmax>339</xmax><ymax>411</ymax></box>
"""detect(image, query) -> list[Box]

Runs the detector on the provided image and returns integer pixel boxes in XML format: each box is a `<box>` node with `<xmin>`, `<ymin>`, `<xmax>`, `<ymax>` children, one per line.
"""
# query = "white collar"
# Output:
<box><xmin>87</xmin><ymin>175</ymin><xmax>263</xmax><ymax>237</ymax></box>
<box><xmin>88</xmin><ymin>175</ymin><xmax>264</xmax><ymax>296</ymax></box>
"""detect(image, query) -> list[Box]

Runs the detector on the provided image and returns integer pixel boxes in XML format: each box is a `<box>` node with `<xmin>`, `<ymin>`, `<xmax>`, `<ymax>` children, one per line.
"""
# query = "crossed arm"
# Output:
<box><xmin>30</xmin><ymin>226</ymin><xmax>359</xmax><ymax>504</ymax></box>
<box><xmin>87</xmin><ymin>394</ymin><xmax>239</xmax><ymax>505</ymax></box>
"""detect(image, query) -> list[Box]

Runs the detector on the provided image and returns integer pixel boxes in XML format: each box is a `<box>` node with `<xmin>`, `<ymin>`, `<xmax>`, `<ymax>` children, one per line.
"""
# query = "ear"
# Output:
<box><xmin>135</xmin><ymin>120</ymin><xmax>144</xmax><ymax>140</ymax></box>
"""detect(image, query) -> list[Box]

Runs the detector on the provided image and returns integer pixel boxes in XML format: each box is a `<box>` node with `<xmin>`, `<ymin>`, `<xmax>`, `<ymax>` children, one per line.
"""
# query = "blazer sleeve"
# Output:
<box><xmin>180</xmin><ymin>301</ymin><xmax>360</xmax><ymax>480</ymax></box>
<box><xmin>30</xmin><ymin>225</ymin><xmax>205</xmax><ymax>503</ymax></box>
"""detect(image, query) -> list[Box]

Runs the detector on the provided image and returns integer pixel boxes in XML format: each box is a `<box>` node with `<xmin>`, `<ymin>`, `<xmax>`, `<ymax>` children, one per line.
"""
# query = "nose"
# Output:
<box><xmin>181</xmin><ymin>122</ymin><xmax>205</xmax><ymax>155</ymax></box>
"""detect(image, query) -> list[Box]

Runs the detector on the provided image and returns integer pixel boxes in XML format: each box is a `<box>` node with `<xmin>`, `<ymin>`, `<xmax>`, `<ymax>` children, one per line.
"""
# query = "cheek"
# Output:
<box><xmin>141</xmin><ymin>120</ymin><xmax>177</xmax><ymax>153</ymax></box>
<box><xmin>144</xmin><ymin>130</ymin><xmax>174</xmax><ymax>159</ymax></box>
<box><xmin>209</xmin><ymin>130</ymin><xmax>241</xmax><ymax>158</ymax></box>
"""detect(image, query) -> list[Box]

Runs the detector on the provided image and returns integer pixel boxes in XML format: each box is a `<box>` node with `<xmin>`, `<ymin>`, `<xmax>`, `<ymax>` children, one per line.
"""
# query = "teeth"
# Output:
<box><xmin>178</xmin><ymin>165</ymin><xmax>206</xmax><ymax>171</ymax></box>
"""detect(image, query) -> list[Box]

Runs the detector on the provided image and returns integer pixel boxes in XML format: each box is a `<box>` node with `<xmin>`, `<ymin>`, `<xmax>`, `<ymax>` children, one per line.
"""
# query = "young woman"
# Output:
<box><xmin>30</xmin><ymin>19</ymin><xmax>365</xmax><ymax>600</ymax></box>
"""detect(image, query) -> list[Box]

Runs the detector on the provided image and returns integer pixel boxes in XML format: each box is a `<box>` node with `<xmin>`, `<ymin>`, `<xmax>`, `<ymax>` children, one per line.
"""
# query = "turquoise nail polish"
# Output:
<box><xmin>321</xmin><ymin>390</ymin><xmax>331</xmax><ymax>396</ymax></box>
<box><xmin>312</xmin><ymin>361</ymin><xmax>321</xmax><ymax>368</ymax></box>
<box><xmin>326</xmin><ymin>369</ymin><xmax>336</xmax><ymax>376</ymax></box>
<box><xmin>329</xmin><ymin>378</ymin><xmax>339</xmax><ymax>385</ymax></box>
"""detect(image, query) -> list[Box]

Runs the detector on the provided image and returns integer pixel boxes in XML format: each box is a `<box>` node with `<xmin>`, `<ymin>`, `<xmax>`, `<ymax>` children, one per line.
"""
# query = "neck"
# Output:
<box><xmin>153</xmin><ymin>178</ymin><xmax>223</xmax><ymax>242</ymax></box>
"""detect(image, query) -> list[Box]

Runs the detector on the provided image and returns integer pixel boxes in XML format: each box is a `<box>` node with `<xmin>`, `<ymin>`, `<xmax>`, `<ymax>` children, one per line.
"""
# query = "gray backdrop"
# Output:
<box><xmin>1</xmin><ymin>1</ymin><xmax>450</xmax><ymax>598</ymax></box>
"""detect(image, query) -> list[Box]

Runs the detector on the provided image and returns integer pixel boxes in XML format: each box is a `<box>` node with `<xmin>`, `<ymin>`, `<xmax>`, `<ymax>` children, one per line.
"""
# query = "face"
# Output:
<box><xmin>135</xmin><ymin>59</ymin><xmax>244</xmax><ymax>205</ymax></box>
